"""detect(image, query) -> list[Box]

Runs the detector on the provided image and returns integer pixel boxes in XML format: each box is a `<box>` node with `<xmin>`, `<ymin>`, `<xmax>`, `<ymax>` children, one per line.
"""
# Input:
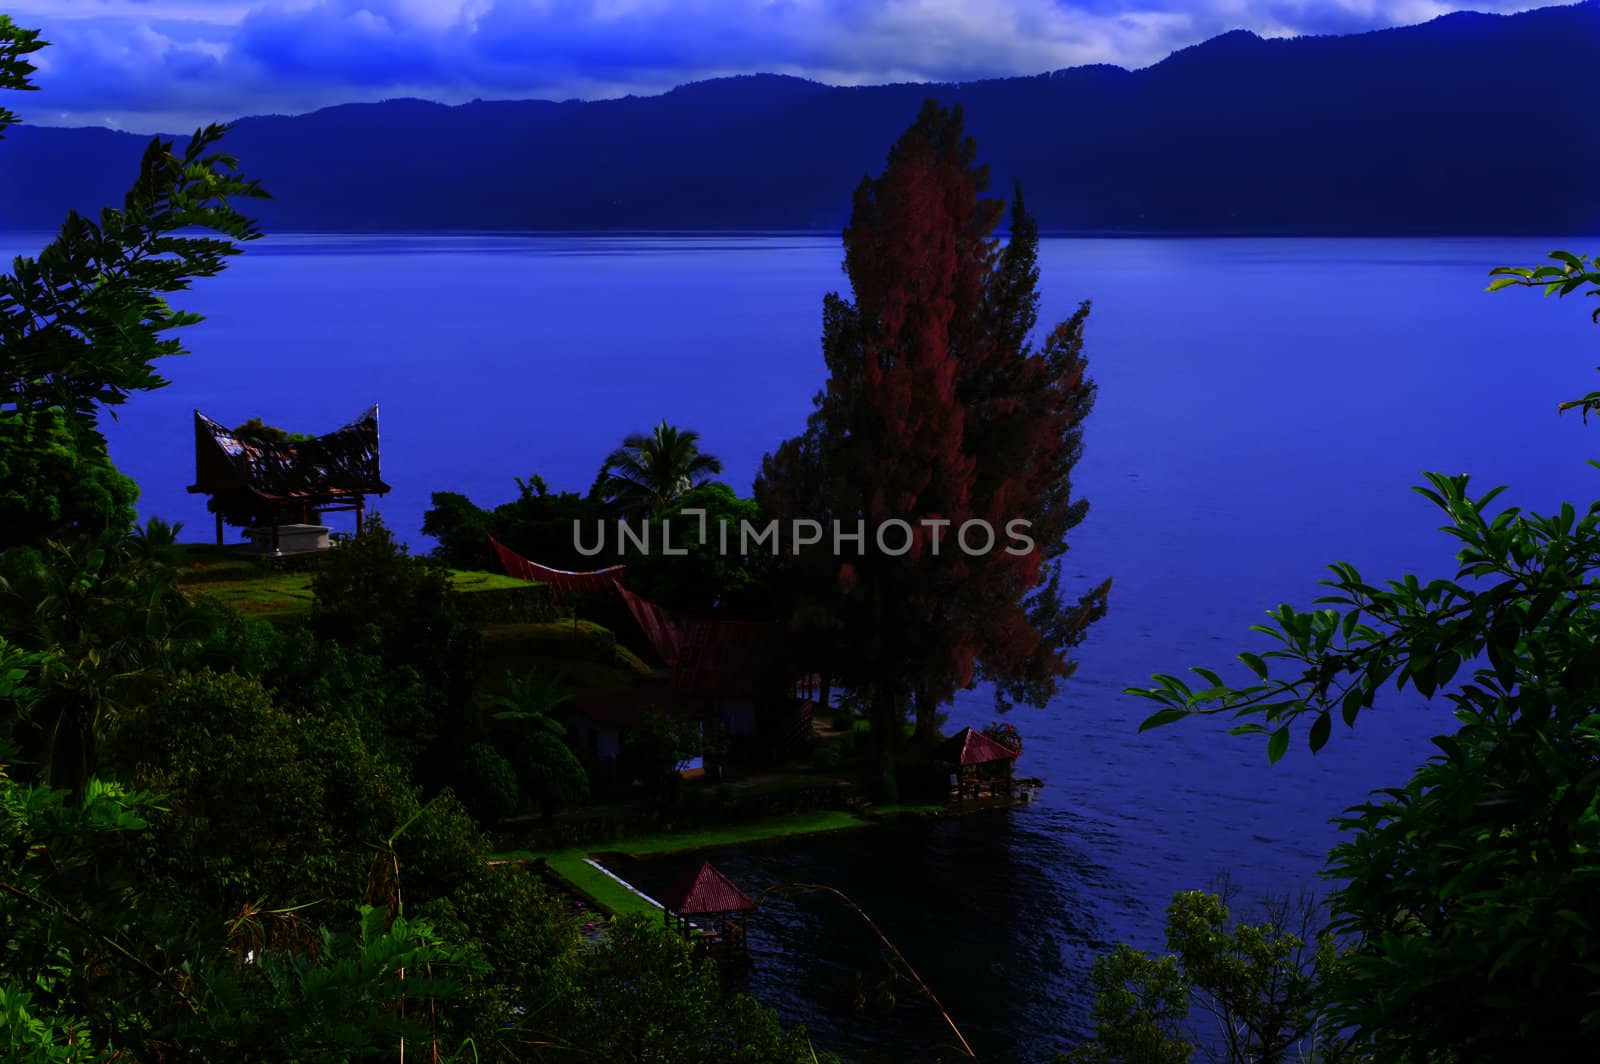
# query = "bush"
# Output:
<box><xmin>1061</xmin><ymin>885</ymin><xmax>1353</xmax><ymax>1064</ymax></box>
<box><xmin>453</xmin><ymin>742</ymin><xmax>520</xmax><ymax>824</ymax></box>
<box><xmin>0</xmin><ymin>408</ymin><xmax>138</xmax><ymax>552</ymax></box>
<box><xmin>812</xmin><ymin>742</ymin><xmax>843</xmax><ymax>771</ymax></box>
<box><xmin>311</xmin><ymin>514</ymin><xmax>482</xmax><ymax>727</ymax></box>
<box><xmin>548</xmin><ymin>914</ymin><xmax>832</xmax><ymax>1063</ymax></box>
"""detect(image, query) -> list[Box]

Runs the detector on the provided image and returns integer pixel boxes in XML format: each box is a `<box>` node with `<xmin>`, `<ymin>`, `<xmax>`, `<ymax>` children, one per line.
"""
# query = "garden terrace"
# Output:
<box><xmin>173</xmin><ymin>544</ymin><xmax>556</xmax><ymax>625</ymax></box>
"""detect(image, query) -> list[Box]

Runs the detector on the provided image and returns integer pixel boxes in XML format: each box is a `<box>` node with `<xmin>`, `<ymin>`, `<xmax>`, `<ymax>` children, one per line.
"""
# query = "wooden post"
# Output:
<box><xmin>356</xmin><ymin>501</ymin><xmax>365</xmax><ymax>537</ymax></box>
<box><xmin>271</xmin><ymin>515</ymin><xmax>280</xmax><ymax>554</ymax></box>
<box><xmin>215</xmin><ymin>510</ymin><xmax>224</xmax><ymax>546</ymax></box>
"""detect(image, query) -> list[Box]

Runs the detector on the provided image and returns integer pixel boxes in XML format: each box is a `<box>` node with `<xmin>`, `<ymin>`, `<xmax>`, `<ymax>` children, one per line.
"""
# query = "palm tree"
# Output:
<box><xmin>593</xmin><ymin>421</ymin><xmax>724</xmax><ymax>518</ymax></box>
<box><xmin>490</xmin><ymin>669</ymin><xmax>589</xmax><ymax>816</ymax></box>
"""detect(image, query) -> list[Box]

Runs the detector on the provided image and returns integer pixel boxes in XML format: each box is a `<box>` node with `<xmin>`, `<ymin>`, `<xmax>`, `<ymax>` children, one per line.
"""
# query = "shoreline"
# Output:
<box><xmin>493</xmin><ymin>805</ymin><xmax>949</xmax><ymax>919</ymax></box>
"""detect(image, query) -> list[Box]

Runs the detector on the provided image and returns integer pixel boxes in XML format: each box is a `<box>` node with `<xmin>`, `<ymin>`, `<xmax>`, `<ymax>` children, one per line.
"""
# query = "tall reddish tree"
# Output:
<box><xmin>758</xmin><ymin>101</ymin><xmax>1108</xmax><ymax>771</ymax></box>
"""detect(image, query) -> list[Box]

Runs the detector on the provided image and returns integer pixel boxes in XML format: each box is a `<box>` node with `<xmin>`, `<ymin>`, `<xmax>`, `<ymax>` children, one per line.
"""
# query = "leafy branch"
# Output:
<box><xmin>1488</xmin><ymin>250</ymin><xmax>1600</xmax><ymax>418</ymax></box>
<box><xmin>0</xmin><ymin>15</ymin><xmax>45</xmax><ymax>138</ymax></box>
<box><xmin>1129</xmin><ymin>470</ymin><xmax>1600</xmax><ymax>761</ymax></box>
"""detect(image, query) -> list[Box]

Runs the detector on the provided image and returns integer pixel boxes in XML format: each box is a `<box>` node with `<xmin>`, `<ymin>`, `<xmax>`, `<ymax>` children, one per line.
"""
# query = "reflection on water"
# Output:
<box><xmin>604</xmin><ymin>812</ymin><xmax>1129</xmax><ymax>1063</ymax></box>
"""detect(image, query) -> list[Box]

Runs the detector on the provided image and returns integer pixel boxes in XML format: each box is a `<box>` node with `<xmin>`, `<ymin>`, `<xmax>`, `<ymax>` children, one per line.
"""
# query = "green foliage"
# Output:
<box><xmin>1488</xmin><ymin>251</ymin><xmax>1600</xmax><ymax>420</ymax></box>
<box><xmin>311</xmin><ymin>514</ymin><xmax>483</xmax><ymax>739</ymax></box>
<box><xmin>201</xmin><ymin>613</ymin><xmax>438</xmax><ymax>772</ymax></box>
<box><xmin>625</xmin><ymin>482</ymin><xmax>769</xmax><ymax>614</ymax></box>
<box><xmin>0</xmin><ymin>18</ymin><xmax>822</xmax><ymax>1060</ymax></box>
<box><xmin>594</xmin><ymin>421</ymin><xmax>725</xmax><ymax>518</ymax></box>
<box><xmin>0</xmin><ymin>409</ymin><xmax>139</xmax><ymax>552</ymax></box>
<box><xmin>544</xmin><ymin>914</ymin><xmax>832</xmax><ymax>1063</ymax></box>
<box><xmin>230</xmin><ymin>416</ymin><xmax>316</xmax><ymax>446</ymax></box>
<box><xmin>0</xmin><ymin>759</ymin><xmax>485</xmax><ymax>1061</ymax></box>
<box><xmin>0</xmin><ymin>129</ymin><xmax>266</xmax><ymax>425</ymax></box>
<box><xmin>0</xmin><ymin>765</ymin><xmax>182</xmax><ymax>1057</ymax></box>
<box><xmin>1063</xmin><ymin>947</ymin><xmax>1191</xmax><ymax>1064</ymax></box>
<box><xmin>1128</xmin><ymin>471</ymin><xmax>1599</xmax><ymax>752</ymax></box>
<box><xmin>623</xmin><ymin>708</ymin><xmax>701</xmax><ymax>807</ymax></box>
<box><xmin>108</xmin><ymin>667</ymin><xmax>406</xmax><ymax>906</ymax></box>
<box><xmin>1063</xmin><ymin>887</ymin><xmax>1355</xmax><ymax>1064</ymax></box>
<box><xmin>453</xmin><ymin>741</ymin><xmax>521</xmax><ymax>823</ymax></box>
<box><xmin>1131</xmin><ymin>472</ymin><xmax>1600</xmax><ymax>1054</ymax></box>
<box><xmin>423</xmin><ymin>489</ymin><xmax>497</xmax><ymax>568</ymax></box>
<box><xmin>424</xmin><ymin>473</ymin><xmax>617</xmax><ymax>573</ymax></box>
<box><xmin>127</xmin><ymin>514</ymin><xmax>184</xmax><ymax>566</ymax></box>
<box><xmin>0</xmin><ymin>532</ymin><xmax>205</xmax><ymax>792</ymax></box>
<box><xmin>182</xmin><ymin>905</ymin><xmax>484</xmax><ymax>1062</ymax></box>
<box><xmin>0</xmin><ymin>15</ymin><xmax>45</xmax><ymax>139</ymax></box>
<box><xmin>490</xmin><ymin>668</ymin><xmax>589</xmax><ymax>816</ymax></box>
<box><xmin>1487</xmin><ymin>249</ymin><xmax>1600</xmax><ymax>318</ymax></box>
<box><xmin>0</xmin><ymin>983</ymin><xmax>98</xmax><ymax>1063</ymax></box>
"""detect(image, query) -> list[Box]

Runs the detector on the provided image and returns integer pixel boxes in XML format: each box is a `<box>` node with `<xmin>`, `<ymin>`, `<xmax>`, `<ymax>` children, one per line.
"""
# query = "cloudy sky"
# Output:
<box><xmin>2</xmin><ymin>0</ymin><xmax>1579</xmax><ymax>132</ymax></box>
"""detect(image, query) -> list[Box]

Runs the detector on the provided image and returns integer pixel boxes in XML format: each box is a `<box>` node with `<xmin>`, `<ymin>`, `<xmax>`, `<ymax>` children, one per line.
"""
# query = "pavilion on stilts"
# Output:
<box><xmin>934</xmin><ymin>726</ymin><xmax>1021</xmax><ymax>805</ymax></box>
<box><xmin>187</xmin><ymin>407</ymin><xmax>389</xmax><ymax>554</ymax></box>
<box><xmin>659</xmin><ymin>860</ymin><xmax>757</xmax><ymax>957</ymax></box>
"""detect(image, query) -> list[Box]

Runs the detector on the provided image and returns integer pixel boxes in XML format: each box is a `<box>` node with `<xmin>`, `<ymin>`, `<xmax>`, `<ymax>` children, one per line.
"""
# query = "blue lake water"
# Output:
<box><xmin>6</xmin><ymin>232</ymin><xmax>1597</xmax><ymax>1061</ymax></box>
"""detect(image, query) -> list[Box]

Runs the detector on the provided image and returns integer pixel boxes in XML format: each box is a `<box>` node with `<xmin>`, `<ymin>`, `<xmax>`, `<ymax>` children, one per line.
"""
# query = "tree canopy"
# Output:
<box><xmin>757</xmin><ymin>100</ymin><xmax>1108</xmax><ymax>766</ymax></box>
<box><xmin>594</xmin><ymin>420</ymin><xmax>725</xmax><ymax>518</ymax></box>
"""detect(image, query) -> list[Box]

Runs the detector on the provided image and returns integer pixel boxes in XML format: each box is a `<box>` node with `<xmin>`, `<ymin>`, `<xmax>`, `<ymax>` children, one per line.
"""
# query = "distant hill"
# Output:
<box><xmin>1</xmin><ymin>2</ymin><xmax>1597</xmax><ymax>234</ymax></box>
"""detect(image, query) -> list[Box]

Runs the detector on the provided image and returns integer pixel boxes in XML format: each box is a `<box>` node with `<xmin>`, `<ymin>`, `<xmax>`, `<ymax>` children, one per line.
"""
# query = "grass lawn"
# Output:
<box><xmin>495</xmin><ymin>809</ymin><xmax>870</xmax><ymax>917</ymax></box>
<box><xmin>178</xmin><ymin>563</ymin><xmax>536</xmax><ymax>622</ymax></box>
<box><xmin>545</xmin><ymin>854</ymin><xmax>663</xmax><ymax>919</ymax></box>
<box><xmin>480</xmin><ymin>620</ymin><xmax>653</xmax><ymax>691</ymax></box>
<box><xmin>870</xmin><ymin>803</ymin><xmax>946</xmax><ymax>817</ymax></box>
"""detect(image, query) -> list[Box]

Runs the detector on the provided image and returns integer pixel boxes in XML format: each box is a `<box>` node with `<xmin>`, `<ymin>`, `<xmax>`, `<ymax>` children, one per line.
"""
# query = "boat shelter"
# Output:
<box><xmin>187</xmin><ymin>407</ymin><xmax>389</xmax><ymax>552</ymax></box>
<box><xmin>660</xmin><ymin>860</ymin><xmax>756</xmax><ymax>955</ymax></box>
<box><xmin>934</xmin><ymin>727</ymin><xmax>1020</xmax><ymax>803</ymax></box>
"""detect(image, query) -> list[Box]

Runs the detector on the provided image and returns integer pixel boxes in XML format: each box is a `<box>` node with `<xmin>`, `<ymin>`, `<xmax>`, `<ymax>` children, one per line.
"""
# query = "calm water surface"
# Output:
<box><xmin>6</xmin><ymin>232</ymin><xmax>1597</xmax><ymax>1061</ymax></box>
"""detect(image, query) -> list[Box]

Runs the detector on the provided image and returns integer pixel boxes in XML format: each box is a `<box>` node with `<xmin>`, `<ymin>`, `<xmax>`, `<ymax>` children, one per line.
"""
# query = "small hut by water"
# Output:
<box><xmin>934</xmin><ymin>727</ymin><xmax>1020</xmax><ymax>804</ymax></box>
<box><xmin>659</xmin><ymin>860</ymin><xmax>756</xmax><ymax>956</ymax></box>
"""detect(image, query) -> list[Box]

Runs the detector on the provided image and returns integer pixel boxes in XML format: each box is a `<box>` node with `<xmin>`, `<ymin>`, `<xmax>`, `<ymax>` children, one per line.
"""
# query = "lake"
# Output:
<box><xmin>5</xmin><ymin>232</ymin><xmax>1596</xmax><ymax>1061</ymax></box>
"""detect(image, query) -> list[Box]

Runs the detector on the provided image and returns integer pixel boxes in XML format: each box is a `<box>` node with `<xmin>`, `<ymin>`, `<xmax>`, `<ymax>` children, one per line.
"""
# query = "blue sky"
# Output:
<box><xmin>4</xmin><ymin>0</ymin><xmax>1579</xmax><ymax>132</ymax></box>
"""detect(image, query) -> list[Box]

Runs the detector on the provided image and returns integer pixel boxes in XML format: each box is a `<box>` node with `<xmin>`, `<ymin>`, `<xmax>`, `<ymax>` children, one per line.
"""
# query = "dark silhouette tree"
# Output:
<box><xmin>593</xmin><ymin>421</ymin><xmax>724</xmax><ymax>519</ymax></box>
<box><xmin>758</xmin><ymin>101</ymin><xmax>1109</xmax><ymax>773</ymax></box>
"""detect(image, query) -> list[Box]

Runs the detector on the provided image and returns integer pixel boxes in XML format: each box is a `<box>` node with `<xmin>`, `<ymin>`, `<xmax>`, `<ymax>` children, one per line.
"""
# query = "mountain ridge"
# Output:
<box><xmin>1</xmin><ymin>1</ymin><xmax>1596</xmax><ymax>234</ymax></box>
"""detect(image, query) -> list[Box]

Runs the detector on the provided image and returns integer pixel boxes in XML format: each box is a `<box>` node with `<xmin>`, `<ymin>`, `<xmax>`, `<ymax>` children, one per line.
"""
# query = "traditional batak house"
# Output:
<box><xmin>187</xmin><ymin>407</ymin><xmax>389</xmax><ymax>554</ymax></box>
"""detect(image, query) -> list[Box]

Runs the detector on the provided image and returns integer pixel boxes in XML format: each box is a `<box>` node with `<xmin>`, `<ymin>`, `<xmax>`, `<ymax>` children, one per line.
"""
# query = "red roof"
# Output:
<box><xmin>616</xmin><ymin>584</ymin><xmax>687</xmax><ymax>665</ymax></box>
<box><xmin>489</xmin><ymin>536</ymin><xmax>626</xmax><ymax>602</ymax></box>
<box><xmin>934</xmin><ymin>727</ymin><xmax>1020</xmax><ymax>765</ymax></box>
<box><xmin>487</xmin><ymin>539</ymin><xmax>784</xmax><ymax>699</ymax></box>
<box><xmin>671</xmin><ymin>618</ymin><xmax>778</xmax><ymax>699</ymax></box>
<box><xmin>659</xmin><ymin>861</ymin><xmax>756</xmax><ymax>914</ymax></box>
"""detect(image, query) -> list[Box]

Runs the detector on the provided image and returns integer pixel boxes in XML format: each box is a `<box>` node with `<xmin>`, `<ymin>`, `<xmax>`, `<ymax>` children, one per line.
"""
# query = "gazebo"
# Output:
<box><xmin>934</xmin><ymin>727</ymin><xmax>1020</xmax><ymax>804</ymax></box>
<box><xmin>187</xmin><ymin>407</ymin><xmax>390</xmax><ymax>553</ymax></box>
<box><xmin>659</xmin><ymin>860</ymin><xmax>756</xmax><ymax>956</ymax></box>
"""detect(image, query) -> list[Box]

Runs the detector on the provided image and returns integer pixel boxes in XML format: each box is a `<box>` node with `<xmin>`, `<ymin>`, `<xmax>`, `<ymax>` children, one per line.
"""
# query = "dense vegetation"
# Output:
<box><xmin>0</xmin><ymin>16</ymin><xmax>827</xmax><ymax>1060</ymax></box>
